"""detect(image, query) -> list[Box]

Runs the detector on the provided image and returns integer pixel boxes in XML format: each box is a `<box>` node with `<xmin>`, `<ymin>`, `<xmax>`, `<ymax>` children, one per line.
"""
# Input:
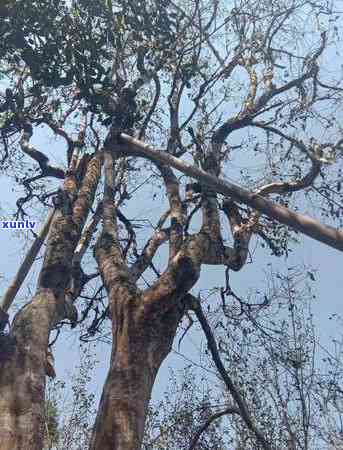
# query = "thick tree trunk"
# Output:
<box><xmin>89</xmin><ymin>293</ymin><xmax>182</xmax><ymax>450</ymax></box>
<box><xmin>0</xmin><ymin>153</ymin><xmax>102</xmax><ymax>450</ymax></box>
<box><xmin>0</xmin><ymin>209</ymin><xmax>80</xmax><ymax>450</ymax></box>
<box><xmin>0</xmin><ymin>290</ymin><xmax>59</xmax><ymax>450</ymax></box>
<box><xmin>89</xmin><ymin>149</ymin><xmax>199</xmax><ymax>450</ymax></box>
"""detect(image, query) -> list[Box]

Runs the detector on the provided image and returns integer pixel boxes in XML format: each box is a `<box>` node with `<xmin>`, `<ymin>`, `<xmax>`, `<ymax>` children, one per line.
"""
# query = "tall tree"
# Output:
<box><xmin>0</xmin><ymin>0</ymin><xmax>343</xmax><ymax>449</ymax></box>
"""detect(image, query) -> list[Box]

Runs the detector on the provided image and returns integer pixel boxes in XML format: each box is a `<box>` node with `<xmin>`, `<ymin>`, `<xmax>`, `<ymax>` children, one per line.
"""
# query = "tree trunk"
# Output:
<box><xmin>0</xmin><ymin>290</ymin><xmax>60</xmax><ymax>450</ymax></box>
<box><xmin>0</xmin><ymin>153</ymin><xmax>102</xmax><ymax>450</ymax></box>
<box><xmin>90</xmin><ymin>149</ymin><xmax>198</xmax><ymax>450</ymax></box>
<box><xmin>0</xmin><ymin>211</ymin><xmax>79</xmax><ymax>449</ymax></box>
<box><xmin>89</xmin><ymin>292</ymin><xmax>182</xmax><ymax>450</ymax></box>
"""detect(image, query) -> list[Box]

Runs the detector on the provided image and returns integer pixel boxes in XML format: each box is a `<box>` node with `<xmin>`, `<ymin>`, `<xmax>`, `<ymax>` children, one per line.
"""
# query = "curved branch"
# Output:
<box><xmin>251</xmin><ymin>123</ymin><xmax>322</xmax><ymax>196</ymax></box>
<box><xmin>139</xmin><ymin>74</ymin><xmax>161</xmax><ymax>140</ymax></box>
<box><xmin>140</xmin><ymin>233</ymin><xmax>203</xmax><ymax>315</ymax></box>
<box><xmin>187</xmin><ymin>295</ymin><xmax>272</xmax><ymax>450</ymax></box>
<box><xmin>212</xmin><ymin>32</ymin><xmax>327</xmax><ymax>145</ymax></box>
<box><xmin>220</xmin><ymin>200</ymin><xmax>257</xmax><ymax>271</ymax></box>
<box><xmin>43</xmin><ymin>118</ymin><xmax>74</xmax><ymax>163</ymax></box>
<box><xmin>130</xmin><ymin>228</ymin><xmax>170</xmax><ymax>282</ymax></box>
<box><xmin>156</xmin><ymin>163</ymin><xmax>184</xmax><ymax>259</ymax></box>
<box><xmin>255</xmin><ymin>162</ymin><xmax>321</xmax><ymax>196</ymax></box>
<box><xmin>19</xmin><ymin>124</ymin><xmax>65</xmax><ymax>179</ymax></box>
<box><xmin>188</xmin><ymin>406</ymin><xmax>239</xmax><ymax>450</ymax></box>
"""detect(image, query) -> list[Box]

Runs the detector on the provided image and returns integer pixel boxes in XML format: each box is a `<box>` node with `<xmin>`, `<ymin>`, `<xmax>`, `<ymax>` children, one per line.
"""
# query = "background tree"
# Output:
<box><xmin>44</xmin><ymin>344</ymin><xmax>97</xmax><ymax>450</ymax></box>
<box><xmin>0</xmin><ymin>0</ymin><xmax>343</xmax><ymax>449</ymax></box>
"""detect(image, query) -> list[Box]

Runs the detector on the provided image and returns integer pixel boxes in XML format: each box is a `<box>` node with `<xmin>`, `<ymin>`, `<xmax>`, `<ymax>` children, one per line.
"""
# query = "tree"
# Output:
<box><xmin>0</xmin><ymin>0</ymin><xmax>342</xmax><ymax>449</ymax></box>
<box><xmin>44</xmin><ymin>344</ymin><xmax>97</xmax><ymax>450</ymax></box>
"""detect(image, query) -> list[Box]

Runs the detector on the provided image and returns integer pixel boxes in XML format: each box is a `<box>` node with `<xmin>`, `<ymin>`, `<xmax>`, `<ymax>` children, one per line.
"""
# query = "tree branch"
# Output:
<box><xmin>130</xmin><ymin>228</ymin><xmax>169</xmax><ymax>282</ymax></box>
<box><xmin>187</xmin><ymin>294</ymin><xmax>272</xmax><ymax>450</ymax></box>
<box><xmin>19</xmin><ymin>124</ymin><xmax>65</xmax><ymax>179</ymax></box>
<box><xmin>95</xmin><ymin>148</ymin><xmax>134</xmax><ymax>297</ymax></box>
<box><xmin>188</xmin><ymin>406</ymin><xmax>239</xmax><ymax>450</ymax></box>
<box><xmin>0</xmin><ymin>209</ymin><xmax>55</xmax><ymax>327</ymax></box>
<box><xmin>156</xmin><ymin>163</ymin><xmax>184</xmax><ymax>259</ymax></box>
<box><xmin>116</xmin><ymin>134</ymin><xmax>343</xmax><ymax>252</ymax></box>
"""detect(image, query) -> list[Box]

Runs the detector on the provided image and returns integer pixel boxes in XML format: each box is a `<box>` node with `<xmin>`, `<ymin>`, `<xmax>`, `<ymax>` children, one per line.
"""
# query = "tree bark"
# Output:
<box><xmin>89</xmin><ymin>290</ymin><xmax>182</xmax><ymax>450</ymax></box>
<box><xmin>89</xmin><ymin>142</ymin><xmax>251</xmax><ymax>450</ymax></box>
<box><xmin>0</xmin><ymin>290</ymin><xmax>62</xmax><ymax>450</ymax></box>
<box><xmin>0</xmin><ymin>153</ymin><xmax>102</xmax><ymax>450</ymax></box>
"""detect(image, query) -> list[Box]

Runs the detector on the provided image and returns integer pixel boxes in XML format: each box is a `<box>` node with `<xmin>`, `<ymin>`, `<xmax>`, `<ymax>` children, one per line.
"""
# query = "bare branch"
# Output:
<box><xmin>20</xmin><ymin>124</ymin><xmax>65</xmax><ymax>179</ymax></box>
<box><xmin>188</xmin><ymin>406</ymin><xmax>239</xmax><ymax>450</ymax></box>
<box><xmin>156</xmin><ymin>163</ymin><xmax>184</xmax><ymax>259</ymax></box>
<box><xmin>0</xmin><ymin>209</ymin><xmax>55</xmax><ymax>321</ymax></box>
<box><xmin>212</xmin><ymin>32</ymin><xmax>327</xmax><ymax>144</ymax></box>
<box><xmin>187</xmin><ymin>294</ymin><xmax>272</xmax><ymax>450</ymax></box>
<box><xmin>117</xmin><ymin>134</ymin><xmax>343</xmax><ymax>252</ymax></box>
<box><xmin>130</xmin><ymin>228</ymin><xmax>169</xmax><ymax>282</ymax></box>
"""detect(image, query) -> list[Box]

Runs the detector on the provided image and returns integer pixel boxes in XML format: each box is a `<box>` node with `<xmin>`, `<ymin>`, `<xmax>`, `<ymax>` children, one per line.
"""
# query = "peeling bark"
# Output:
<box><xmin>90</xmin><ymin>147</ymin><xmax>201</xmax><ymax>449</ymax></box>
<box><xmin>90</xmin><ymin>243</ymin><xmax>200</xmax><ymax>450</ymax></box>
<box><xmin>0</xmin><ymin>290</ymin><xmax>57</xmax><ymax>450</ymax></box>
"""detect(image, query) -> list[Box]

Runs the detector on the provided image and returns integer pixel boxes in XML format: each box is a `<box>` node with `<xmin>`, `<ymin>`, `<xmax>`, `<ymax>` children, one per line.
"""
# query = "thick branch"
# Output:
<box><xmin>38</xmin><ymin>152</ymin><xmax>102</xmax><ymax>293</ymax></box>
<box><xmin>66</xmin><ymin>203</ymin><xmax>103</xmax><ymax>303</ymax></box>
<box><xmin>72</xmin><ymin>152</ymin><xmax>103</xmax><ymax>228</ymax></box>
<box><xmin>117</xmin><ymin>134</ymin><xmax>343</xmax><ymax>252</ymax></box>
<box><xmin>20</xmin><ymin>125</ymin><xmax>65</xmax><ymax>179</ymax></box>
<box><xmin>156</xmin><ymin>163</ymin><xmax>183</xmax><ymax>259</ymax></box>
<box><xmin>220</xmin><ymin>200</ymin><xmax>257</xmax><ymax>270</ymax></box>
<box><xmin>141</xmin><ymin>236</ymin><xmax>202</xmax><ymax>315</ymax></box>
<box><xmin>95</xmin><ymin>148</ymin><xmax>134</xmax><ymax>297</ymax></box>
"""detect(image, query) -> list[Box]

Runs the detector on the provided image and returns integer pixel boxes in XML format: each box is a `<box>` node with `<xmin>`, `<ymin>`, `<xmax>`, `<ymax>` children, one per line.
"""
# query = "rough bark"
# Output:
<box><xmin>88</xmin><ymin>131</ymin><xmax>261</xmax><ymax>449</ymax></box>
<box><xmin>89</xmin><ymin>247</ymin><xmax>200</xmax><ymax>450</ymax></box>
<box><xmin>0</xmin><ymin>152</ymin><xmax>102</xmax><ymax>450</ymax></box>
<box><xmin>89</xmin><ymin>288</ymin><xmax>183</xmax><ymax>450</ymax></box>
